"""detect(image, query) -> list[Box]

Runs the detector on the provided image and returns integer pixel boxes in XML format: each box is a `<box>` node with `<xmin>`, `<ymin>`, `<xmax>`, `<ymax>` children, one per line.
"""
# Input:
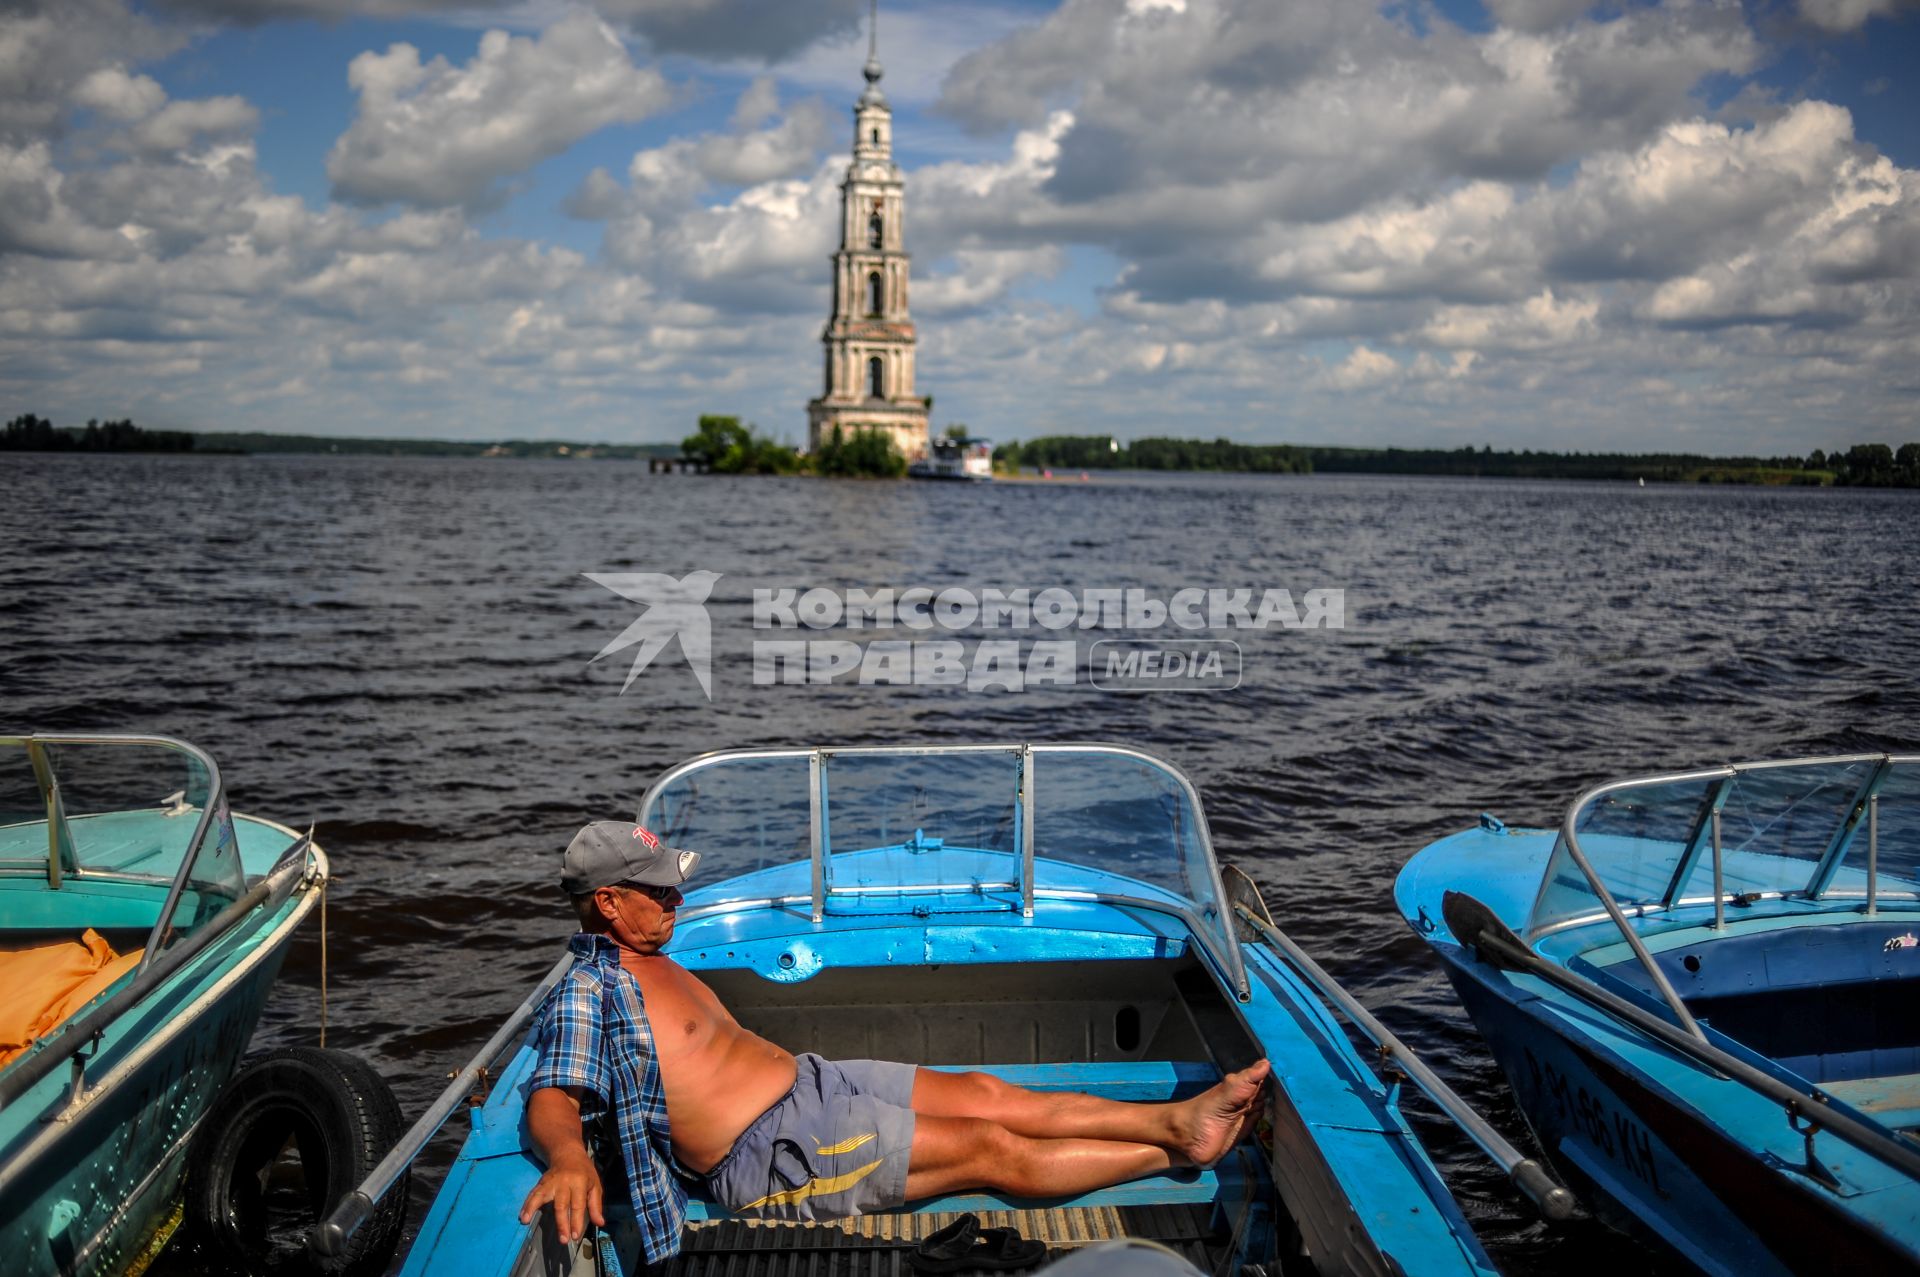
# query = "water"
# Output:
<box><xmin>3</xmin><ymin>453</ymin><xmax>1917</xmax><ymax>1274</ymax></box>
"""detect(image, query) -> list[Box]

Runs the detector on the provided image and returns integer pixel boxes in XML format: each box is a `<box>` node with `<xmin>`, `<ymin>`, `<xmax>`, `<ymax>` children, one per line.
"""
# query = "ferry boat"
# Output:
<box><xmin>326</xmin><ymin>743</ymin><xmax>1570</xmax><ymax>1277</ymax></box>
<box><xmin>1396</xmin><ymin>752</ymin><xmax>1920</xmax><ymax>1275</ymax></box>
<box><xmin>908</xmin><ymin>437</ymin><xmax>994</xmax><ymax>481</ymax></box>
<box><xmin>0</xmin><ymin>733</ymin><xmax>332</xmax><ymax>1277</ymax></box>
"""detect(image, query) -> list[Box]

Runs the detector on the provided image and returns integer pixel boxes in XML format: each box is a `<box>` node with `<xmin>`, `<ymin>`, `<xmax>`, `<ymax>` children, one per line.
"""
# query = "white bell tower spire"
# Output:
<box><xmin>806</xmin><ymin>0</ymin><xmax>930</xmax><ymax>463</ymax></box>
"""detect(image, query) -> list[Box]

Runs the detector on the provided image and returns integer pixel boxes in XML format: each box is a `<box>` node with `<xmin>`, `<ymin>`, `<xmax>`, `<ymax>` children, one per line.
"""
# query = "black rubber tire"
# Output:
<box><xmin>186</xmin><ymin>1046</ymin><xmax>409</xmax><ymax>1276</ymax></box>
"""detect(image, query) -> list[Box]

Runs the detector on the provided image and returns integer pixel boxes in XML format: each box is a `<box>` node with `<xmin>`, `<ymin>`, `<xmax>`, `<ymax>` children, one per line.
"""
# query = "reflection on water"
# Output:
<box><xmin>3</xmin><ymin>453</ymin><xmax>1917</xmax><ymax>1275</ymax></box>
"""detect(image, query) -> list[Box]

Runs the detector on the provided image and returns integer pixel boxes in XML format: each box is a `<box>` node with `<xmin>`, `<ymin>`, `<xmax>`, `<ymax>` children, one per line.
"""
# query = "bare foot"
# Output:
<box><xmin>1177</xmin><ymin>1059</ymin><xmax>1271</xmax><ymax>1166</ymax></box>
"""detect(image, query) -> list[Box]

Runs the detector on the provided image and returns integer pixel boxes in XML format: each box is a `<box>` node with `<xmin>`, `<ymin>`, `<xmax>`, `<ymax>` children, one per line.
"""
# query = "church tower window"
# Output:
<box><xmin>868</xmin><ymin>214</ymin><xmax>883</xmax><ymax>249</ymax></box>
<box><xmin>867</xmin><ymin>272</ymin><xmax>884</xmax><ymax>315</ymax></box>
<box><xmin>868</xmin><ymin>356</ymin><xmax>885</xmax><ymax>398</ymax></box>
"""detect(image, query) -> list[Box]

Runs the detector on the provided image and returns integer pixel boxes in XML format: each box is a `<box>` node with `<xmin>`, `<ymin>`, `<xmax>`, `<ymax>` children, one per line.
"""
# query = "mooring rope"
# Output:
<box><xmin>319</xmin><ymin>873</ymin><xmax>329</xmax><ymax>1049</ymax></box>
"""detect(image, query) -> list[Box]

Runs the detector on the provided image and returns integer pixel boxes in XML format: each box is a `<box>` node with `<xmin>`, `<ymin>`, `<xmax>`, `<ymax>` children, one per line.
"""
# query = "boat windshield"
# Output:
<box><xmin>0</xmin><ymin>735</ymin><xmax>248</xmax><ymax>961</ymax></box>
<box><xmin>1527</xmin><ymin>753</ymin><xmax>1920</xmax><ymax>937</ymax></box>
<box><xmin>637</xmin><ymin>743</ymin><xmax>1233</xmax><ymax>951</ymax></box>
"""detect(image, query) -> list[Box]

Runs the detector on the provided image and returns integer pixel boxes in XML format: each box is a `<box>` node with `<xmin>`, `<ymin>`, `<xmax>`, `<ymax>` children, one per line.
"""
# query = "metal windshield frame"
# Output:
<box><xmin>636</xmin><ymin>741</ymin><xmax>1251</xmax><ymax>1002</ymax></box>
<box><xmin>1534</xmin><ymin>751</ymin><xmax>1919</xmax><ymax>1042</ymax></box>
<box><xmin>0</xmin><ymin>732</ymin><xmax>235</xmax><ymax>976</ymax></box>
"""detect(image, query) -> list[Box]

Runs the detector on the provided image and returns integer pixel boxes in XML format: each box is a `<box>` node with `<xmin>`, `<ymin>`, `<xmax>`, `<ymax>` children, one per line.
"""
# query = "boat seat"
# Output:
<box><xmin>1821</xmin><ymin>1074</ymin><xmax>1920</xmax><ymax>1131</ymax></box>
<box><xmin>0</xmin><ymin>929</ymin><xmax>143</xmax><ymax>1069</ymax></box>
<box><xmin>685</xmin><ymin>1060</ymin><xmax>1234</xmax><ymax>1221</ymax></box>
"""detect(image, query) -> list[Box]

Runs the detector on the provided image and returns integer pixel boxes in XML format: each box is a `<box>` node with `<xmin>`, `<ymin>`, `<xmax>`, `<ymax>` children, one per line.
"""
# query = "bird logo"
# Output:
<box><xmin>585</xmin><ymin>570</ymin><xmax>722</xmax><ymax>699</ymax></box>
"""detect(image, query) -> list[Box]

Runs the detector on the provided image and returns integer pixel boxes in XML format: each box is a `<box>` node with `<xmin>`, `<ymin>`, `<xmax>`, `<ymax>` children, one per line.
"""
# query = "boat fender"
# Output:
<box><xmin>185</xmin><ymin>1046</ymin><xmax>408</xmax><ymax>1275</ymax></box>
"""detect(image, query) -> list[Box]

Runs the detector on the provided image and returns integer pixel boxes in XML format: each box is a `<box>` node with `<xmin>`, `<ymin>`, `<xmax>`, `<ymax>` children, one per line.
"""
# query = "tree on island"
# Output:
<box><xmin>813</xmin><ymin>423</ymin><xmax>907</xmax><ymax>477</ymax></box>
<box><xmin>680</xmin><ymin>415</ymin><xmax>802</xmax><ymax>475</ymax></box>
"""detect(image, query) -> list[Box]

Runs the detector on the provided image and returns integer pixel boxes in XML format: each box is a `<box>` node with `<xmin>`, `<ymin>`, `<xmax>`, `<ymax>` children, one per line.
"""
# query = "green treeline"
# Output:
<box><xmin>1</xmin><ymin>414</ymin><xmax>680</xmax><ymax>459</ymax></box>
<box><xmin>4</xmin><ymin>414</ymin><xmax>197</xmax><ymax>453</ymax></box>
<box><xmin>995</xmin><ymin>435</ymin><xmax>1920</xmax><ymax>487</ymax></box>
<box><xmin>201</xmin><ymin>433</ymin><xmax>677</xmax><ymax>459</ymax></box>
<box><xmin>999</xmin><ymin>436</ymin><xmax>1311</xmax><ymax>473</ymax></box>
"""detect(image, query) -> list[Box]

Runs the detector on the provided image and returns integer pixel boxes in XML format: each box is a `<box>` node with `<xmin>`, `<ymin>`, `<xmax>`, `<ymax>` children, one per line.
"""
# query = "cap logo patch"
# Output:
<box><xmin>633</xmin><ymin>826</ymin><xmax>661</xmax><ymax>848</ymax></box>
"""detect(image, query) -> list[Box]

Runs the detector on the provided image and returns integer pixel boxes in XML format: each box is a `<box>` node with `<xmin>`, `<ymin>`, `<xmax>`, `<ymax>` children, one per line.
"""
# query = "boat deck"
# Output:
<box><xmin>1823</xmin><ymin>1073</ymin><xmax>1920</xmax><ymax>1132</ymax></box>
<box><xmin>672</xmin><ymin>1203</ymin><xmax>1222</xmax><ymax>1277</ymax></box>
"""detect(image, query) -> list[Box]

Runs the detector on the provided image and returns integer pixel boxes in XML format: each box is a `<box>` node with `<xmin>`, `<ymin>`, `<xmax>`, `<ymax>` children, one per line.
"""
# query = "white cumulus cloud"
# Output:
<box><xmin>1795</xmin><ymin>0</ymin><xmax>1920</xmax><ymax>32</ymax></box>
<box><xmin>327</xmin><ymin>11</ymin><xmax>671</xmax><ymax>210</ymax></box>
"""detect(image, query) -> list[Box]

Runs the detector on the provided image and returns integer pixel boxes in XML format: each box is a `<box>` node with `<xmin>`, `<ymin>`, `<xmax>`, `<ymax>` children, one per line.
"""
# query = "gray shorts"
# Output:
<box><xmin>702</xmin><ymin>1053</ymin><xmax>917</xmax><ymax>1221</ymax></box>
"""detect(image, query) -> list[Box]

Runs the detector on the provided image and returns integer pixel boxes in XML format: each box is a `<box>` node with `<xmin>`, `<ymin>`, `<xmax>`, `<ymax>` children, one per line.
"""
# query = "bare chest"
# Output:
<box><xmin>621</xmin><ymin>956</ymin><xmax>732</xmax><ymax>1050</ymax></box>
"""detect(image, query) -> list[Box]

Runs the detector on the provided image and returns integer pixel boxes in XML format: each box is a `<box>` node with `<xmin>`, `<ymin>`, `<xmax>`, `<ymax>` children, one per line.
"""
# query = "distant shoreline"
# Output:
<box><xmin>6</xmin><ymin>417</ymin><xmax>1917</xmax><ymax>487</ymax></box>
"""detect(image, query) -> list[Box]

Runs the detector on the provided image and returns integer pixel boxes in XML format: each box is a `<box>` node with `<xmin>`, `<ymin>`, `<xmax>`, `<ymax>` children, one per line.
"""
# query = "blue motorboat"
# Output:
<box><xmin>1396</xmin><ymin>752</ymin><xmax>1920</xmax><ymax>1275</ymax></box>
<box><xmin>323</xmin><ymin>742</ymin><xmax>1570</xmax><ymax>1277</ymax></box>
<box><xmin>0</xmin><ymin>733</ymin><xmax>330</xmax><ymax>1277</ymax></box>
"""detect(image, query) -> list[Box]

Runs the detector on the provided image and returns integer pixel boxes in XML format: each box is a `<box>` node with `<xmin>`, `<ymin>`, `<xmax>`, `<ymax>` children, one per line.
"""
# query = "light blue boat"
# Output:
<box><xmin>323</xmin><ymin>743</ymin><xmax>1568</xmax><ymax>1277</ymax></box>
<box><xmin>0</xmin><ymin>733</ymin><xmax>327</xmax><ymax>1277</ymax></box>
<box><xmin>1396</xmin><ymin>752</ymin><xmax>1920</xmax><ymax>1274</ymax></box>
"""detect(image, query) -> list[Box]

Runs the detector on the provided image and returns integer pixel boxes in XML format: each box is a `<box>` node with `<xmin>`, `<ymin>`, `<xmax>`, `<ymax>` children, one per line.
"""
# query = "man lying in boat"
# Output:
<box><xmin>518</xmin><ymin>821</ymin><xmax>1272</xmax><ymax>1262</ymax></box>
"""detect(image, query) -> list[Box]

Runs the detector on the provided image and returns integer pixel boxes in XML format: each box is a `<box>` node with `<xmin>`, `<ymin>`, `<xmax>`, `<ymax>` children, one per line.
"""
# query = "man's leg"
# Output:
<box><xmin>903</xmin><ymin>1115</ymin><xmax>1174</xmax><ymax>1201</ymax></box>
<box><xmin>908</xmin><ymin>1059</ymin><xmax>1270</xmax><ymax>1167</ymax></box>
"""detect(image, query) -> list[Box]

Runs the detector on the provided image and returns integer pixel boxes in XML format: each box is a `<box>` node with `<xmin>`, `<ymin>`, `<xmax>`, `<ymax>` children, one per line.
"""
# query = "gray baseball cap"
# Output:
<box><xmin>561</xmin><ymin>821</ymin><xmax>701</xmax><ymax>895</ymax></box>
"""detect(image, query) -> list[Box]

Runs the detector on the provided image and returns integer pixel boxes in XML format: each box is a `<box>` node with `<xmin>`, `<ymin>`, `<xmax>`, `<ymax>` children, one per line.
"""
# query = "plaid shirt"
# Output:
<box><xmin>528</xmin><ymin>932</ymin><xmax>688</xmax><ymax>1266</ymax></box>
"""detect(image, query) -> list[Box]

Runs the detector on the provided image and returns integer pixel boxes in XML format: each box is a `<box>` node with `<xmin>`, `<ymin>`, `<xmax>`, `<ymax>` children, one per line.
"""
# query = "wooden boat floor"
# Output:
<box><xmin>1823</xmin><ymin>1073</ymin><xmax>1920</xmax><ymax>1130</ymax></box>
<box><xmin>670</xmin><ymin>1204</ymin><xmax>1220</xmax><ymax>1277</ymax></box>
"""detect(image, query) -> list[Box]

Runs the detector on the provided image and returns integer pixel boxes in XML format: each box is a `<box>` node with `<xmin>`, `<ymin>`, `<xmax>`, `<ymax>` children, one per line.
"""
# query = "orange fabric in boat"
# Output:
<box><xmin>0</xmin><ymin>929</ymin><xmax>144</xmax><ymax>1068</ymax></box>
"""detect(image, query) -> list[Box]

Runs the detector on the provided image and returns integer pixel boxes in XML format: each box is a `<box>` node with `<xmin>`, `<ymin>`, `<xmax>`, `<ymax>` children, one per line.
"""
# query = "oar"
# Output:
<box><xmin>1440</xmin><ymin>890</ymin><xmax>1920</xmax><ymax>1183</ymax></box>
<box><xmin>1233</xmin><ymin>903</ymin><xmax>1576</xmax><ymax>1221</ymax></box>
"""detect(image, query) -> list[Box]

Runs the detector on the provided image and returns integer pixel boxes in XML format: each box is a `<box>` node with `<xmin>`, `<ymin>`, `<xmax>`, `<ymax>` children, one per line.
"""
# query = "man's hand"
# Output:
<box><xmin>522</xmin><ymin>1086</ymin><xmax>606</xmax><ymax>1246</ymax></box>
<box><xmin>519</xmin><ymin>1146</ymin><xmax>605</xmax><ymax>1246</ymax></box>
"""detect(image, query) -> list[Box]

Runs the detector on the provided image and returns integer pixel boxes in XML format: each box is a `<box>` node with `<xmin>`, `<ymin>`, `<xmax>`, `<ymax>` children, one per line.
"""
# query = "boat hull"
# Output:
<box><xmin>1432</xmin><ymin>941</ymin><xmax>1919</xmax><ymax>1276</ymax></box>
<box><xmin>4</xmin><ymin>941</ymin><xmax>291</xmax><ymax>1277</ymax></box>
<box><xmin>0</xmin><ymin>848</ymin><xmax>322</xmax><ymax>1277</ymax></box>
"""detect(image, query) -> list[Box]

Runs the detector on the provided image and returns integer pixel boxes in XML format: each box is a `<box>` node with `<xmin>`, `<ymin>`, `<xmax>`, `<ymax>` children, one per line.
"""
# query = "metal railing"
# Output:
<box><xmin>1538</xmin><ymin>752</ymin><xmax>1917</xmax><ymax>1043</ymax></box>
<box><xmin>636</xmin><ymin>741</ymin><xmax>1249</xmax><ymax>1002</ymax></box>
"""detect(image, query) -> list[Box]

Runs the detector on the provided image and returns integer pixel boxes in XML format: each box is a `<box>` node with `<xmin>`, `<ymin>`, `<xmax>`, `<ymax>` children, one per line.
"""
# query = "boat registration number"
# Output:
<box><xmin>1523</xmin><ymin>1045</ymin><xmax>1665</xmax><ymax>1196</ymax></box>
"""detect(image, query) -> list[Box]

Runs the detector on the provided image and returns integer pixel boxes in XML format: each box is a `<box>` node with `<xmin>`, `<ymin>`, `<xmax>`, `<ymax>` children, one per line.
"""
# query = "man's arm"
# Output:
<box><xmin>519</xmin><ymin>1086</ymin><xmax>606</xmax><ymax>1246</ymax></box>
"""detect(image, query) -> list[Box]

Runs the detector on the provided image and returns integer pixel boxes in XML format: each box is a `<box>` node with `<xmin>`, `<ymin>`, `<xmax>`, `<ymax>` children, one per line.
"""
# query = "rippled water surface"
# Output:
<box><xmin>4</xmin><ymin>454</ymin><xmax>1917</xmax><ymax>1274</ymax></box>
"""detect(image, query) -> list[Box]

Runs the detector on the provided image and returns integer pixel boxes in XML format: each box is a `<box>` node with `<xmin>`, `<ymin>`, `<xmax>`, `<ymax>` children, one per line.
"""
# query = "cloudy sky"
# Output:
<box><xmin>3</xmin><ymin>0</ymin><xmax>1917</xmax><ymax>453</ymax></box>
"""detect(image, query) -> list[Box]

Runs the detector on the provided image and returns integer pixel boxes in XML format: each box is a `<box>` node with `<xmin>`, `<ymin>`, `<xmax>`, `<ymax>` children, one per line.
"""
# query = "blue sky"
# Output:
<box><xmin>4</xmin><ymin>0</ymin><xmax>1918</xmax><ymax>453</ymax></box>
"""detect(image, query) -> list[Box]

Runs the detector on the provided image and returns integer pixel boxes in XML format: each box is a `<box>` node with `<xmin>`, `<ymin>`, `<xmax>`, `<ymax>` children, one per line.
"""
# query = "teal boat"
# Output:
<box><xmin>0</xmin><ymin>733</ymin><xmax>328</xmax><ymax>1277</ymax></box>
<box><xmin>321</xmin><ymin>742</ymin><xmax>1570</xmax><ymax>1277</ymax></box>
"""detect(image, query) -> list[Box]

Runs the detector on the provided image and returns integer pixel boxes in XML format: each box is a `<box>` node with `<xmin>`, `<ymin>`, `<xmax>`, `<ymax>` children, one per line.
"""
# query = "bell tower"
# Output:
<box><xmin>806</xmin><ymin>0</ymin><xmax>929</xmax><ymax>463</ymax></box>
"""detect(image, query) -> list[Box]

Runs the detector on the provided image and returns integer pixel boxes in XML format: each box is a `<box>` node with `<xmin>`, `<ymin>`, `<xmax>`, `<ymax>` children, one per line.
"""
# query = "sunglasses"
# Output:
<box><xmin>616</xmin><ymin>880</ymin><xmax>679</xmax><ymax>903</ymax></box>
